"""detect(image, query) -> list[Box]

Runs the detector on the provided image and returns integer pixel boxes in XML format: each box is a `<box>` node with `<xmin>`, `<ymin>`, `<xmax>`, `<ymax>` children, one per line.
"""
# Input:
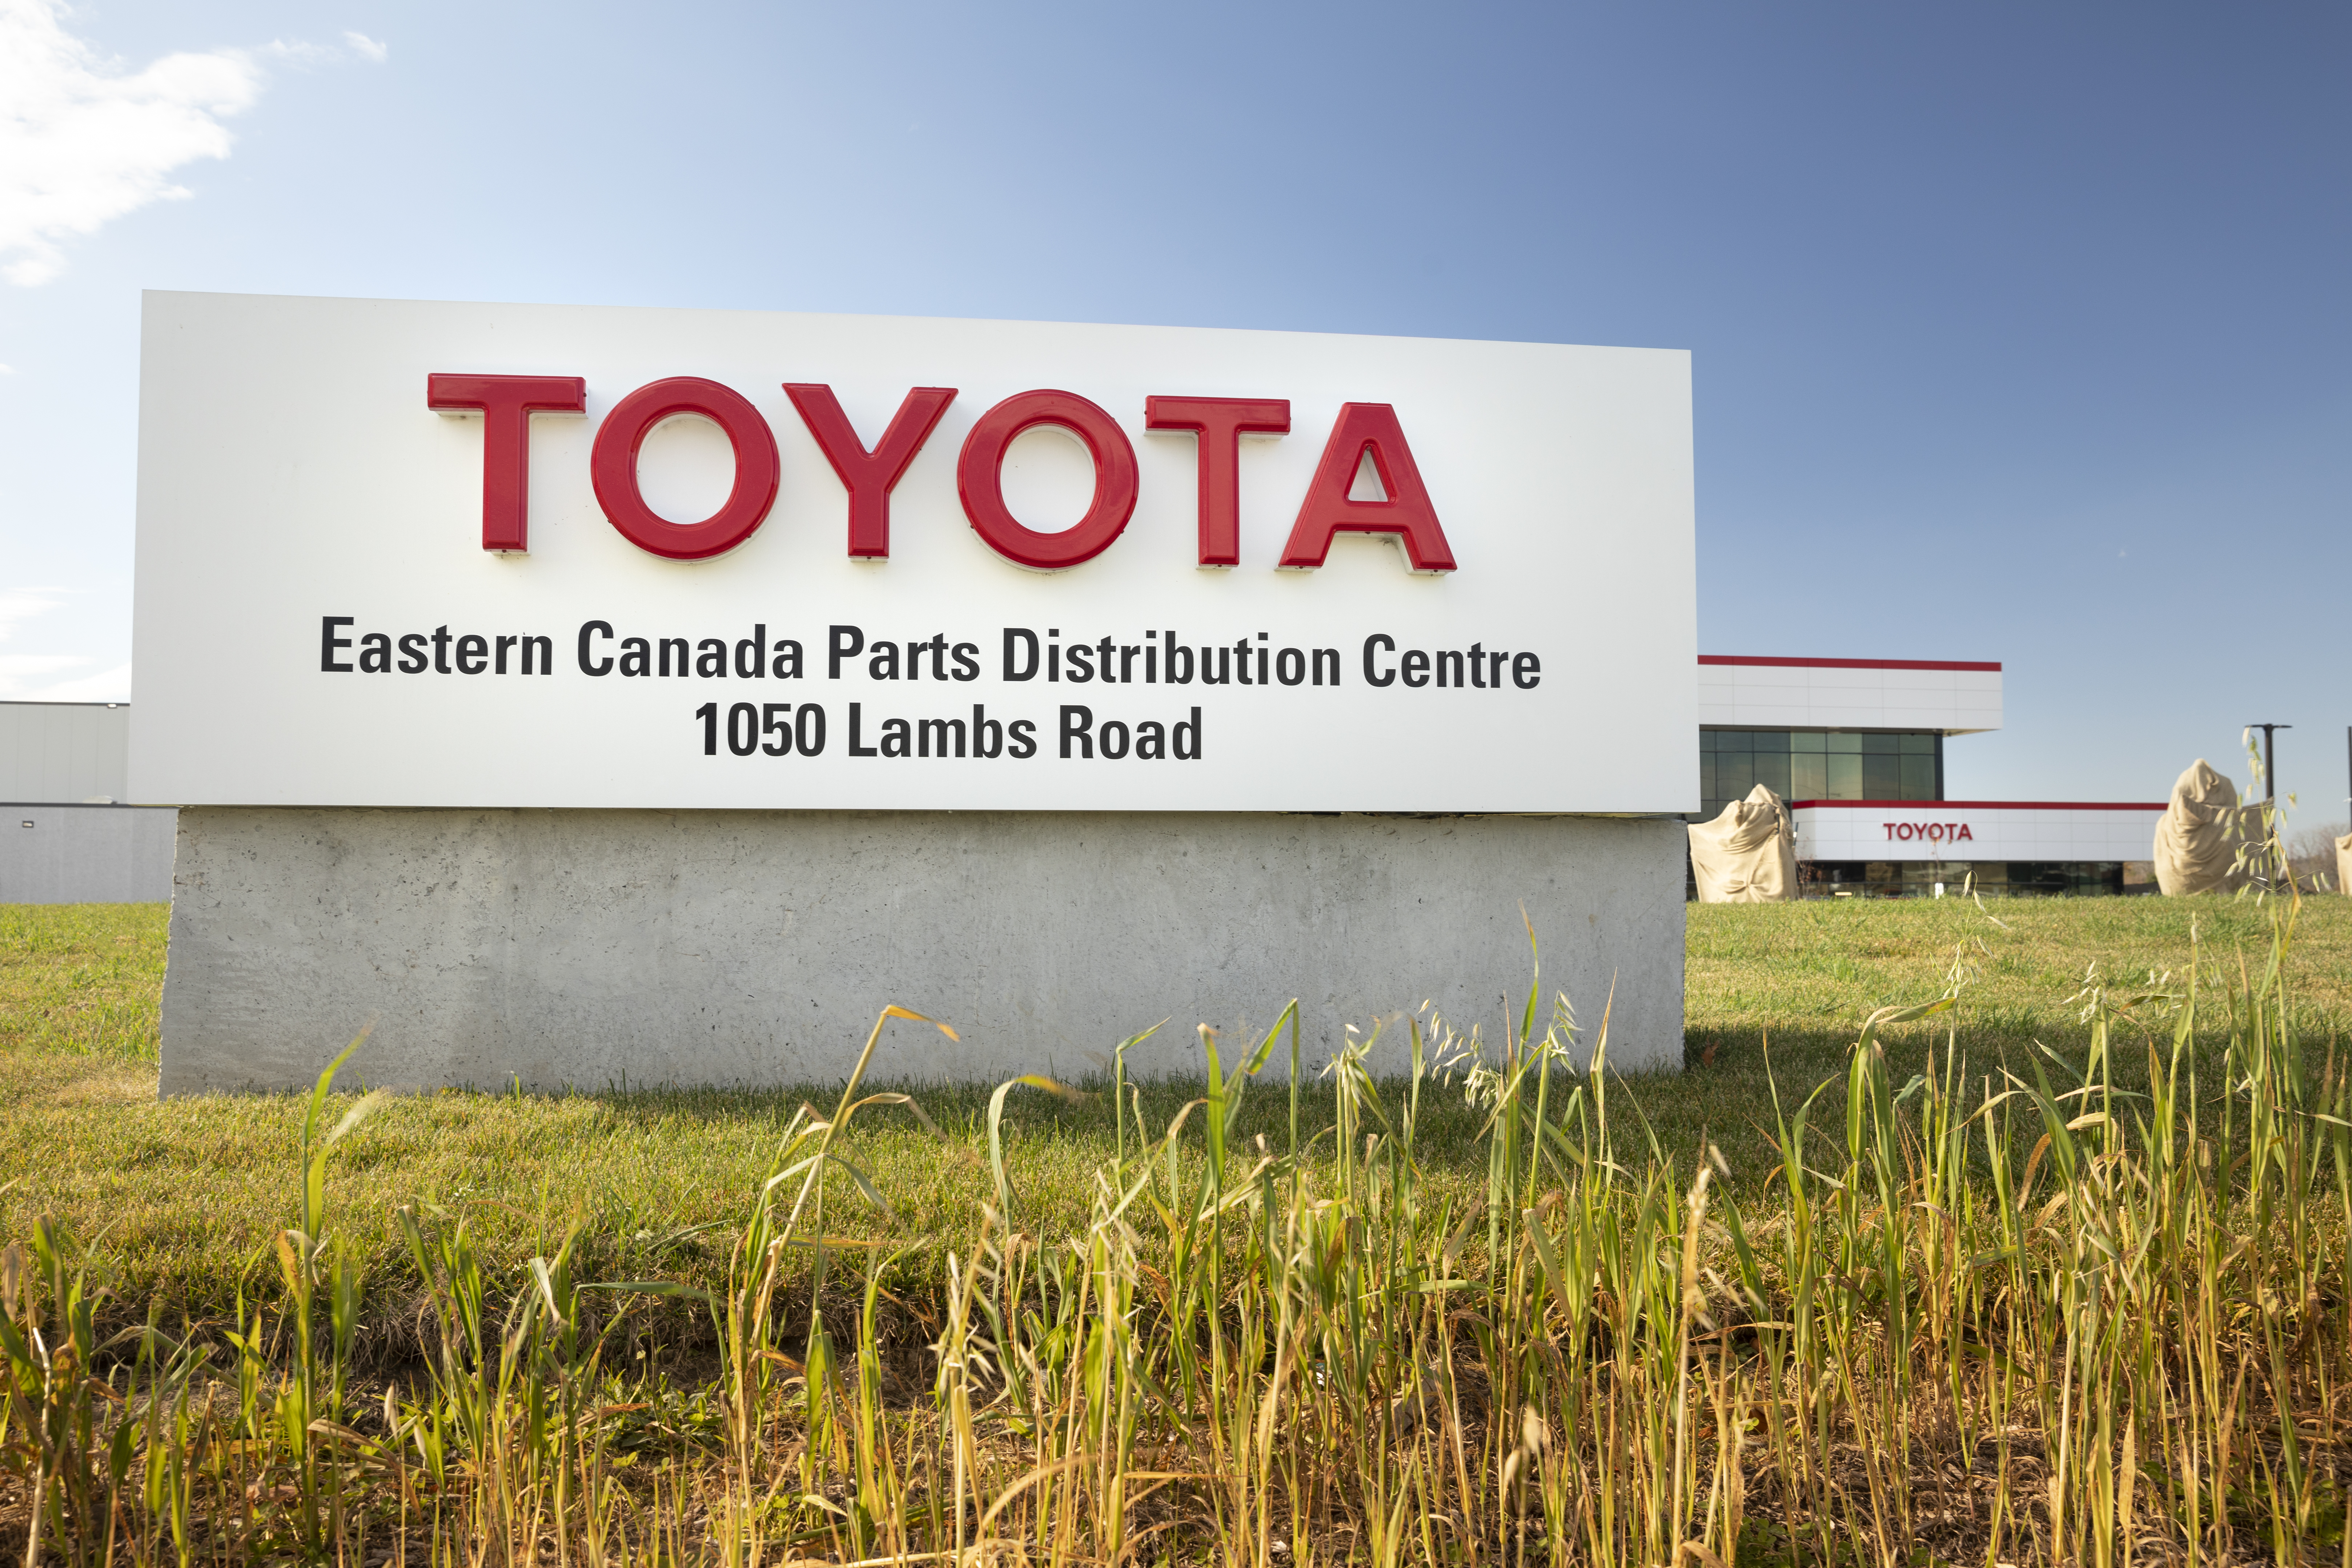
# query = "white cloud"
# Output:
<box><xmin>0</xmin><ymin>590</ymin><xmax>130</xmax><ymax>698</ymax></box>
<box><xmin>21</xmin><ymin>659</ymin><xmax>132</xmax><ymax>702</ymax></box>
<box><xmin>0</xmin><ymin>0</ymin><xmax>261</xmax><ymax>284</ymax></box>
<box><xmin>260</xmin><ymin>37</ymin><xmax>340</xmax><ymax>69</ymax></box>
<box><xmin>0</xmin><ymin>651</ymin><xmax>87</xmax><ymax>696</ymax></box>
<box><xmin>0</xmin><ymin>585</ymin><xmax>69</xmax><ymax>641</ymax></box>
<box><xmin>0</xmin><ymin>3</ymin><xmax>388</xmax><ymax>288</ymax></box>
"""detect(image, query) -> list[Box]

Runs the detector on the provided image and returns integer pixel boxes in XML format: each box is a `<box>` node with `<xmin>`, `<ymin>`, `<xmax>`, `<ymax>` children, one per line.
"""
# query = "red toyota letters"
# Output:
<box><xmin>1883</xmin><ymin>821</ymin><xmax>1974</xmax><ymax>842</ymax></box>
<box><xmin>429</xmin><ymin>377</ymin><xmax>1457</xmax><ymax>574</ymax></box>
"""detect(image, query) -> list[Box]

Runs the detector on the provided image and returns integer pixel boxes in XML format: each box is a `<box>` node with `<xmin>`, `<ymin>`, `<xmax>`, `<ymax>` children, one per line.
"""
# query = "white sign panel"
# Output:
<box><xmin>1794</xmin><ymin>803</ymin><xmax>2167</xmax><ymax>862</ymax></box>
<box><xmin>131</xmin><ymin>293</ymin><xmax>1695</xmax><ymax>812</ymax></box>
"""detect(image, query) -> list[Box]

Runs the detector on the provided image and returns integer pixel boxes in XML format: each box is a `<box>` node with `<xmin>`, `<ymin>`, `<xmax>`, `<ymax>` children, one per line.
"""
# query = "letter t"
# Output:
<box><xmin>1144</xmin><ymin>396</ymin><xmax>1290</xmax><ymax>567</ymax></box>
<box><xmin>427</xmin><ymin>374</ymin><xmax>588</xmax><ymax>553</ymax></box>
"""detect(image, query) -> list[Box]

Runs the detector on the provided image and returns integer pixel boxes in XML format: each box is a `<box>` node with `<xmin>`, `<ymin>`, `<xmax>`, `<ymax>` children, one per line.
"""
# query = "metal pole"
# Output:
<box><xmin>2248</xmin><ymin>722</ymin><xmax>2291</xmax><ymax>803</ymax></box>
<box><xmin>2245</xmin><ymin>723</ymin><xmax>2292</xmax><ymax>880</ymax></box>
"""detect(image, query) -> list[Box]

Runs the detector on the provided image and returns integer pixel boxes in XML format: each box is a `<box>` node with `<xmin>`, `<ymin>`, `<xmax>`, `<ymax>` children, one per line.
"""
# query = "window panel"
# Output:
<box><xmin>1754</xmin><ymin>729</ymin><xmax>1790</xmax><ymax>753</ymax></box>
<box><xmin>1755</xmin><ymin>753</ymin><xmax>1791</xmax><ymax>797</ymax></box>
<box><xmin>1792</xmin><ymin>753</ymin><xmax>1828</xmax><ymax>799</ymax></box>
<box><xmin>1827</xmin><ymin>732</ymin><xmax>1862</xmax><ymax>754</ymax></box>
<box><xmin>1899</xmin><ymin>731</ymin><xmax>1936</xmax><ymax>755</ymax></box>
<box><xmin>1790</xmin><ymin>729</ymin><xmax>1826</xmax><ymax>753</ymax></box>
<box><xmin>1718</xmin><ymin>753</ymin><xmax>1755</xmax><ymax>798</ymax></box>
<box><xmin>1700</xmin><ymin>756</ymin><xmax>1717</xmax><ymax>799</ymax></box>
<box><xmin>1900</xmin><ymin>756</ymin><xmax>1935</xmax><ymax>799</ymax></box>
<box><xmin>1827</xmin><ymin>754</ymin><xmax>1862</xmax><ymax>797</ymax></box>
<box><xmin>1863</xmin><ymin>753</ymin><xmax>1902</xmax><ymax>798</ymax></box>
<box><xmin>1862</xmin><ymin>732</ymin><xmax>1899</xmax><ymax>755</ymax></box>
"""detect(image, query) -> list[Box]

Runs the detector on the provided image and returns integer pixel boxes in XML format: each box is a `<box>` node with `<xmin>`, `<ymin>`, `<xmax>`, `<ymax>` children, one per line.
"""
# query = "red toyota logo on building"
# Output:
<box><xmin>1885</xmin><ymin>821</ymin><xmax>1974</xmax><ymax>842</ymax></box>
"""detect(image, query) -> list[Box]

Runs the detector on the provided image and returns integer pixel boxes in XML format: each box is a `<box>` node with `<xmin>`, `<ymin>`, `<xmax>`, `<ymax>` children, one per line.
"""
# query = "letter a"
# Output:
<box><xmin>1277</xmin><ymin>403</ymin><xmax>1456</xmax><ymax>574</ymax></box>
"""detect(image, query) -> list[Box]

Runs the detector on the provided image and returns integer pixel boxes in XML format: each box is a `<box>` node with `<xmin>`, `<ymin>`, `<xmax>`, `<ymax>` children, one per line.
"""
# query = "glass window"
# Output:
<box><xmin>1791</xmin><ymin>753</ymin><xmax>1827</xmax><ymax>800</ymax></box>
<box><xmin>1792</xmin><ymin>859</ymin><xmax>2129</xmax><ymax>901</ymax></box>
<box><xmin>1718</xmin><ymin>753</ymin><xmax>1754</xmax><ymax>799</ymax></box>
<box><xmin>1697</xmin><ymin>727</ymin><xmax>1940</xmax><ymax>811</ymax></box>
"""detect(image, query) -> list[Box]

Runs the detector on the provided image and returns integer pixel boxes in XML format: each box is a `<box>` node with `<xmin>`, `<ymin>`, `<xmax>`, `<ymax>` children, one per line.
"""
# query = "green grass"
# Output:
<box><xmin>3</xmin><ymin>896</ymin><xmax>2348</xmax><ymax>1342</ymax></box>
<box><xmin>5</xmin><ymin>894</ymin><xmax>2351</xmax><ymax>1561</ymax></box>
<box><xmin>1680</xmin><ymin>891</ymin><xmax>2352</xmax><ymax>1133</ymax></box>
<box><xmin>0</xmin><ymin>901</ymin><xmax>166</xmax><ymax>1059</ymax></box>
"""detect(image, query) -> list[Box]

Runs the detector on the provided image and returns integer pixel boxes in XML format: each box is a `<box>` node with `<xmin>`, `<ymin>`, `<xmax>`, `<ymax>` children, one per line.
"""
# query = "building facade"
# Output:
<box><xmin>1</xmin><ymin>702</ymin><xmax>177</xmax><ymax>903</ymax></box>
<box><xmin>1697</xmin><ymin>655</ymin><xmax>2162</xmax><ymax>897</ymax></box>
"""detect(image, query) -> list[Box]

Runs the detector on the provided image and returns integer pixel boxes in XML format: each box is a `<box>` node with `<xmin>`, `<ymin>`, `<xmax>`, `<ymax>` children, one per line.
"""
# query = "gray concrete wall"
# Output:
<box><xmin>159</xmin><ymin>808</ymin><xmax>1687</xmax><ymax>1094</ymax></box>
<box><xmin>2</xmin><ymin>804</ymin><xmax>177</xmax><ymax>903</ymax></box>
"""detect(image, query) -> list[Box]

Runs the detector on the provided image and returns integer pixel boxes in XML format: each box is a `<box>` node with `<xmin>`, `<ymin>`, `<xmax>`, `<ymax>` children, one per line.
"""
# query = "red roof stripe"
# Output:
<box><xmin>1699</xmin><ymin>655</ymin><xmax>2002</xmax><ymax>672</ymax></box>
<box><xmin>1788</xmin><ymin>800</ymin><xmax>2167</xmax><ymax>812</ymax></box>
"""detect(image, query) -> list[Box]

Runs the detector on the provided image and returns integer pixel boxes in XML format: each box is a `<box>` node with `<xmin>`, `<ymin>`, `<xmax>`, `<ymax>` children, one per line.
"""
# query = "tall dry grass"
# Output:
<box><xmin>3</xmin><ymin>895</ymin><xmax>2347</xmax><ymax>1565</ymax></box>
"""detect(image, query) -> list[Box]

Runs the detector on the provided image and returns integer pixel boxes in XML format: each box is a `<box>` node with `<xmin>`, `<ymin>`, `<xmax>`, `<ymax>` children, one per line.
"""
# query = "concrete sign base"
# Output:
<box><xmin>157</xmin><ymin>808</ymin><xmax>1686</xmax><ymax>1094</ymax></box>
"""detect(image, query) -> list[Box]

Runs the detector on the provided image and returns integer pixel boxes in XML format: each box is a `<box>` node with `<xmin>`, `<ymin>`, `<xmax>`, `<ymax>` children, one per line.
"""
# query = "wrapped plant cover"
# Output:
<box><xmin>2336</xmin><ymin>831</ymin><xmax>2351</xmax><ymax>896</ymax></box>
<box><xmin>2153</xmin><ymin>759</ymin><xmax>2257</xmax><ymax>895</ymax></box>
<box><xmin>1689</xmin><ymin>783</ymin><xmax>1795</xmax><ymax>902</ymax></box>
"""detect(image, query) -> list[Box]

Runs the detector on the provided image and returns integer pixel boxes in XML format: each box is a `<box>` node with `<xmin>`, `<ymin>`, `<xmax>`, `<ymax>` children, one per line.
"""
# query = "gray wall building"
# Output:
<box><xmin>2</xmin><ymin>701</ymin><xmax>176</xmax><ymax>903</ymax></box>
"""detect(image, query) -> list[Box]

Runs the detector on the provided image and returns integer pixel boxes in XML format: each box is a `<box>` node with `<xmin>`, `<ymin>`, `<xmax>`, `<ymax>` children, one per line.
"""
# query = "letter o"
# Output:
<box><xmin>1927</xmin><ymin>823</ymin><xmax>1944</xmax><ymax>842</ymax></box>
<box><xmin>591</xmin><ymin>378</ymin><xmax>781</xmax><ymax>560</ymax></box>
<box><xmin>956</xmin><ymin>390</ymin><xmax>1138</xmax><ymax>570</ymax></box>
<box><xmin>1897</xmin><ymin>823</ymin><xmax>1914</xmax><ymax>840</ymax></box>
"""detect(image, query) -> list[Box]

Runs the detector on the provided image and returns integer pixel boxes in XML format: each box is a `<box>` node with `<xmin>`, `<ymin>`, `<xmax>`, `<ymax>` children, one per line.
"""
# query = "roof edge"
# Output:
<box><xmin>1789</xmin><ymin>799</ymin><xmax>2166</xmax><ymax>811</ymax></box>
<box><xmin>1700</xmin><ymin>655</ymin><xmax>2001</xmax><ymax>672</ymax></box>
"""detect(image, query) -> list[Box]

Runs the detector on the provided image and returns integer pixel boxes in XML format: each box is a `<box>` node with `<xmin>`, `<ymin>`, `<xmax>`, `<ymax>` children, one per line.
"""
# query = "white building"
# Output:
<box><xmin>1699</xmin><ymin>655</ymin><xmax>2162</xmax><ymax>897</ymax></box>
<box><xmin>1</xmin><ymin>702</ymin><xmax>177</xmax><ymax>903</ymax></box>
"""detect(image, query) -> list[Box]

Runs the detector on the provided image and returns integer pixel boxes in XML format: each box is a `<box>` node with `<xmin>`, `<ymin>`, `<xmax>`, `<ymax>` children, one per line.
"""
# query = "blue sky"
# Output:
<box><xmin>2</xmin><ymin>1</ymin><xmax>2345</xmax><ymax>821</ymax></box>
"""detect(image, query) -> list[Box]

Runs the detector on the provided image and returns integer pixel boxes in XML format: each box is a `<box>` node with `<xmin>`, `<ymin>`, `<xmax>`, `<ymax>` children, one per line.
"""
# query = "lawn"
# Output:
<box><xmin>5</xmin><ymin>893</ymin><xmax>2351</xmax><ymax>1564</ymax></box>
<box><xmin>3</xmin><ymin>894</ymin><xmax>2348</xmax><ymax>1336</ymax></box>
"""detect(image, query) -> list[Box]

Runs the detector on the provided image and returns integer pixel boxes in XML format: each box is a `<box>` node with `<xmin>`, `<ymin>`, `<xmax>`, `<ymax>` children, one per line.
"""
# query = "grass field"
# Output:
<box><xmin>4</xmin><ymin>895</ymin><xmax>2347</xmax><ymax>1336</ymax></box>
<box><xmin>5</xmin><ymin>892</ymin><xmax>2351</xmax><ymax>1563</ymax></box>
